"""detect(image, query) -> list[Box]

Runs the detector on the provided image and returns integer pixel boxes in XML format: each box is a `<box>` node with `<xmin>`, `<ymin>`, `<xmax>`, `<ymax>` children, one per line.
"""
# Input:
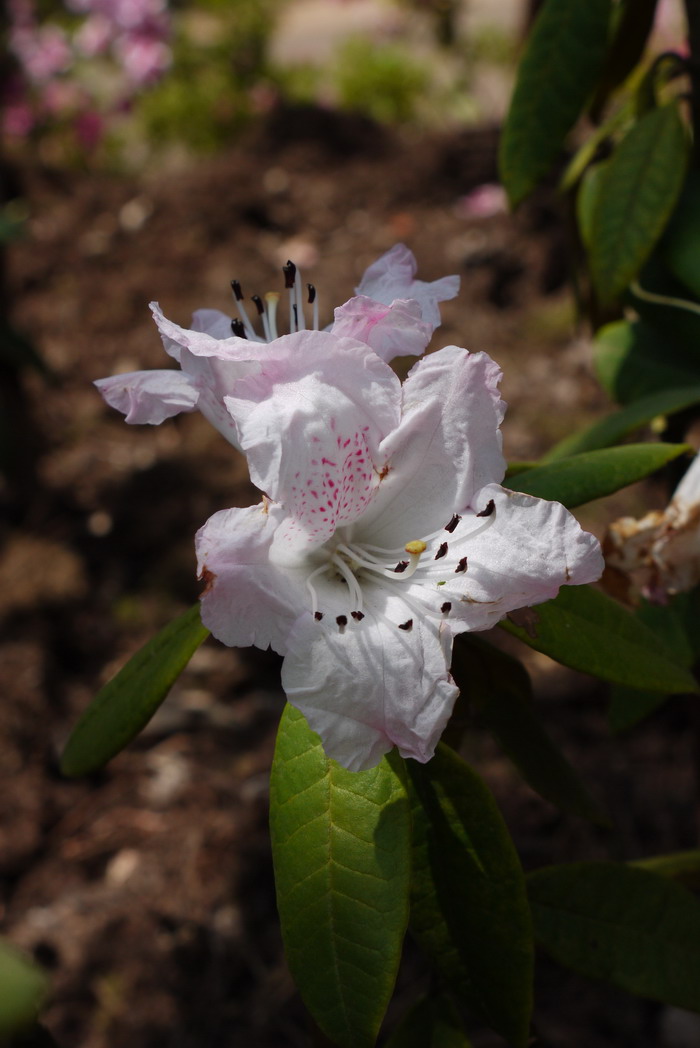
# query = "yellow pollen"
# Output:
<box><xmin>404</xmin><ymin>540</ymin><xmax>427</xmax><ymax>555</ymax></box>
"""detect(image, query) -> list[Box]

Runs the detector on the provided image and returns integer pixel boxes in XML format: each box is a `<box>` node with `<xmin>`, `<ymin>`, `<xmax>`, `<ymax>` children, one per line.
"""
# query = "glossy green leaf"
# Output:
<box><xmin>409</xmin><ymin>745</ymin><xmax>533</xmax><ymax>1047</ymax></box>
<box><xmin>662</xmin><ymin>170</ymin><xmax>700</xmax><ymax>299</ymax></box>
<box><xmin>501</xmin><ymin>585</ymin><xmax>699</xmax><ymax>693</ymax></box>
<box><xmin>507</xmin><ymin>442</ymin><xmax>690</xmax><ymax>507</ymax></box>
<box><xmin>499</xmin><ymin>0</ymin><xmax>611</xmax><ymax>206</ymax></box>
<box><xmin>61</xmin><ymin>604</ymin><xmax>209</xmax><ymax>777</ymax></box>
<box><xmin>593</xmin><ymin>319</ymin><xmax>700</xmax><ymax>404</ymax></box>
<box><xmin>544</xmin><ymin>385</ymin><xmax>700</xmax><ymax>462</ymax></box>
<box><xmin>528</xmin><ymin>862</ymin><xmax>700</xmax><ymax>1010</ymax></box>
<box><xmin>590</xmin><ymin>103</ymin><xmax>688</xmax><ymax>302</ymax></box>
<box><xmin>385</xmin><ymin>994</ymin><xmax>473</xmax><ymax>1048</ymax></box>
<box><xmin>577</xmin><ymin>161</ymin><xmax>607</xmax><ymax>250</ymax></box>
<box><xmin>453</xmin><ymin>636</ymin><xmax>605</xmax><ymax>823</ymax></box>
<box><xmin>588</xmin><ymin>0</ymin><xmax>659</xmax><ymax>119</ymax></box>
<box><xmin>0</xmin><ymin>939</ymin><xmax>47</xmax><ymax>1037</ymax></box>
<box><xmin>632</xmin><ymin>850</ymin><xmax>700</xmax><ymax>890</ymax></box>
<box><xmin>269</xmin><ymin>704</ymin><xmax>410</xmax><ymax>1048</ymax></box>
<box><xmin>608</xmin><ymin>597</ymin><xmax>694</xmax><ymax>732</ymax></box>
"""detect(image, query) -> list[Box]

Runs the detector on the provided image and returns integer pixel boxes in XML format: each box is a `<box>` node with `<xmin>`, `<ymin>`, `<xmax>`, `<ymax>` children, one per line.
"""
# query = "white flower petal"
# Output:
<box><xmin>281</xmin><ymin>594</ymin><xmax>458</xmax><ymax>772</ymax></box>
<box><xmin>356</xmin><ymin>243</ymin><xmax>460</xmax><ymax>329</ymax></box>
<box><xmin>224</xmin><ymin>330</ymin><xmax>401</xmax><ymax>550</ymax></box>
<box><xmin>359</xmin><ymin>346</ymin><xmax>506</xmax><ymax>547</ymax></box>
<box><xmin>195</xmin><ymin>502</ymin><xmax>306</xmax><ymax>655</ymax></box>
<box><xmin>191</xmin><ymin>308</ymin><xmax>237</xmax><ymax>340</ymax></box>
<box><xmin>331</xmin><ymin>295</ymin><xmax>432</xmax><ymax>361</ymax></box>
<box><xmin>94</xmin><ymin>369</ymin><xmax>199</xmax><ymax>424</ymax></box>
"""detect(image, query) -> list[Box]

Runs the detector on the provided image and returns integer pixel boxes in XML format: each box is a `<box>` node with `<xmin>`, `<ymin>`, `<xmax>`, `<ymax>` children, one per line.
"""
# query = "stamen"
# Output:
<box><xmin>265</xmin><ymin>292</ymin><xmax>279</xmax><ymax>340</ymax></box>
<box><xmin>230</xmin><ymin>280</ymin><xmax>256</xmax><ymax>338</ymax></box>
<box><xmin>398</xmin><ymin>619</ymin><xmax>413</xmax><ymax>631</ymax></box>
<box><xmin>441</xmin><ymin>601</ymin><xmax>452</xmax><ymax>615</ymax></box>
<box><xmin>308</xmin><ymin>283</ymin><xmax>319</xmax><ymax>331</ymax></box>
<box><xmin>294</xmin><ymin>267</ymin><xmax>306</xmax><ymax>331</ymax></box>
<box><xmin>394</xmin><ymin>561</ymin><xmax>409</xmax><ymax>573</ymax></box>
<box><xmin>336</xmin><ymin>614</ymin><xmax>348</xmax><ymax>634</ymax></box>
<box><xmin>445</xmin><ymin>514</ymin><xmax>461</xmax><ymax>533</ymax></box>
<box><xmin>477</xmin><ymin>499</ymin><xmax>495</xmax><ymax>518</ymax></box>
<box><xmin>283</xmin><ymin>260</ymin><xmax>297</xmax><ymax>333</ymax></box>
<box><xmin>455</xmin><ymin>557</ymin><xmax>468</xmax><ymax>573</ymax></box>
<box><xmin>231</xmin><ymin>318</ymin><xmax>247</xmax><ymax>339</ymax></box>
<box><xmin>251</xmin><ymin>294</ymin><xmax>265</xmax><ymax>315</ymax></box>
<box><xmin>314</xmin><ymin>611</ymin><xmax>323</xmax><ymax>621</ymax></box>
<box><xmin>434</xmin><ymin>542</ymin><xmax>448</xmax><ymax>560</ymax></box>
<box><xmin>351</xmin><ymin>610</ymin><xmax>364</xmax><ymax>621</ymax></box>
<box><xmin>282</xmin><ymin>260</ymin><xmax>296</xmax><ymax>288</ymax></box>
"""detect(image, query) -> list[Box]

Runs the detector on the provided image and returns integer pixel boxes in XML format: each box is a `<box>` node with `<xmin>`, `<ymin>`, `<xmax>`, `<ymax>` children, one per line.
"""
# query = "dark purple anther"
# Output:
<box><xmin>441</xmin><ymin>602</ymin><xmax>452</xmax><ymax>614</ymax></box>
<box><xmin>445</xmin><ymin>514</ymin><xmax>461</xmax><ymax>533</ymax></box>
<box><xmin>455</xmin><ymin>557</ymin><xmax>468</xmax><ymax>573</ymax></box>
<box><xmin>231</xmin><ymin>318</ymin><xmax>247</xmax><ymax>338</ymax></box>
<box><xmin>231</xmin><ymin>279</ymin><xmax>243</xmax><ymax>301</ymax></box>
<box><xmin>398</xmin><ymin>619</ymin><xmax>413</xmax><ymax>631</ymax></box>
<box><xmin>351</xmin><ymin>610</ymin><xmax>365</xmax><ymax>621</ymax></box>
<box><xmin>476</xmin><ymin>499</ymin><xmax>495</xmax><ymax>518</ymax></box>
<box><xmin>283</xmin><ymin>260</ymin><xmax>296</xmax><ymax>289</ymax></box>
<box><xmin>314</xmin><ymin>611</ymin><xmax>323</xmax><ymax>621</ymax></box>
<box><xmin>307</xmin><ymin>283</ymin><xmax>316</xmax><ymax>304</ymax></box>
<box><xmin>251</xmin><ymin>294</ymin><xmax>265</xmax><ymax>315</ymax></box>
<box><xmin>394</xmin><ymin>560</ymin><xmax>409</xmax><ymax>573</ymax></box>
<box><xmin>435</xmin><ymin>542</ymin><xmax>448</xmax><ymax>560</ymax></box>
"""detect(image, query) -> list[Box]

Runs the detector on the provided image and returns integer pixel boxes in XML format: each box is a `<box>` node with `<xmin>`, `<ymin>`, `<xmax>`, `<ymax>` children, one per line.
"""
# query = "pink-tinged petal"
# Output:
<box><xmin>331</xmin><ymin>295</ymin><xmax>432</xmax><ymax>361</ymax></box>
<box><xmin>224</xmin><ymin>330</ymin><xmax>402</xmax><ymax>550</ymax></box>
<box><xmin>195</xmin><ymin>502</ymin><xmax>306</xmax><ymax>655</ymax></box>
<box><xmin>401</xmin><ymin>484</ymin><xmax>604</xmax><ymax>633</ymax></box>
<box><xmin>94</xmin><ymin>369</ymin><xmax>199</xmax><ymax>424</ymax></box>
<box><xmin>355</xmin><ymin>244</ymin><xmax>460</xmax><ymax>329</ymax></box>
<box><xmin>191</xmin><ymin>308</ymin><xmax>236</xmax><ymax>340</ymax></box>
<box><xmin>358</xmin><ymin>346</ymin><xmax>506</xmax><ymax>547</ymax></box>
<box><xmin>150</xmin><ymin>303</ymin><xmax>269</xmax><ymax>363</ymax></box>
<box><xmin>281</xmin><ymin>596</ymin><xmax>458</xmax><ymax>771</ymax></box>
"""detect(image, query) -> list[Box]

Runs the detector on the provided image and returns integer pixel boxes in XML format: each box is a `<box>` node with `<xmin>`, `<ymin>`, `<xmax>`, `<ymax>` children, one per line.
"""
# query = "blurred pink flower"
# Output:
<box><xmin>457</xmin><ymin>183</ymin><xmax>508</xmax><ymax>220</ymax></box>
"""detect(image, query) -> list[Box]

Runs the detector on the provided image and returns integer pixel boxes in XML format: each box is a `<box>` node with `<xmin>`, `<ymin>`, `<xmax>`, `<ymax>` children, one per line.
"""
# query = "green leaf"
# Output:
<box><xmin>588</xmin><ymin>0</ymin><xmax>659</xmax><ymax>119</ymax></box>
<box><xmin>269</xmin><ymin>704</ymin><xmax>410</xmax><ymax>1048</ymax></box>
<box><xmin>452</xmin><ymin>636</ymin><xmax>605</xmax><ymax>823</ymax></box>
<box><xmin>608</xmin><ymin>597</ymin><xmax>694</xmax><ymax>732</ymax></box>
<box><xmin>0</xmin><ymin>939</ymin><xmax>47</xmax><ymax>1037</ymax></box>
<box><xmin>543</xmin><ymin>386</ymin><xmax>700</xmax><ymax>461</ymax></box>
<box><xmin>576</xmin><ymin>161</ymin><xmax>607</xmax><ymax>250</ymax></box>
<box><xmin>590</xmin><ymin>103</ymin><xmax>688</xmax><ymax>302</ymax></box>
<box><xmin>409</xmin><ymin>746</ymin><xmax>533</xmax><ymax>1047</ymax></box>
<box><xmin>61</xmin><ymin>604</ymin><xmax>209</xmax><ymax>777</ymax></box>
<box><xmin>507</xmin><ymin>442</ymin><xmax>691</xmax><ymax>507</ymax></box>
<box><xmin>499</xmin><ymin>0</ymin><xmax>612</xmax><ymax>206</ymax></box>
<box><xmin>593</xmin><ymin>319</ymin><xmax>700</xmax><ymax>404</ymax></box>
<box><xmin>632</xmin><ymin>850</ymin><xmax>700</xmax><ymax>890</ymax></box>
<box><xmin>385</xmin><ymin>994</ymin><xmax>473</xmax><ymax>1048</ymax></box>
<box><xmin>662</xmin><ymin>170</ymin><xmax>700</xmax><ymax>299</ymax></box>
<box><xmin>501</xmin><ymin>585</ymin><xmax>699</xmax><ymax>693</ymax></box>
<box><xmin>528</xmin><ymin>861</ymin><xmax>700</xmax><ymax>1010</ymax></box>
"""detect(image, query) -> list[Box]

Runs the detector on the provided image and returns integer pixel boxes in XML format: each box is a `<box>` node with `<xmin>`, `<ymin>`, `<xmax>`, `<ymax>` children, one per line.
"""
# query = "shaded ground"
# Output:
<box><xmin>2</xmin><ymin>109</ymin><xmax>698</xmax><ymax>1047</ymax></box>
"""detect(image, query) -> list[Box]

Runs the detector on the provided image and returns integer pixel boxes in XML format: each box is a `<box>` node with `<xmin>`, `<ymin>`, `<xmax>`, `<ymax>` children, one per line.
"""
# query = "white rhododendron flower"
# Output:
<box><xmin>95</xmin><ymin>244</ymin><xmax>459</xmax><ymax>439</ymax></box>
<box><xmin>95</xmin><ymin>247</ymin><xmax>602</xmax><ymax>771</ymax></box>
<box><xmin>190</xmin><ymin>331</ymin><xmax>602</xmax><ymax>771</ymax></box>
<box><xmin>605</xmin><ymin>451</ymin><xmax>700</xmax><ymax>603</ymax></box>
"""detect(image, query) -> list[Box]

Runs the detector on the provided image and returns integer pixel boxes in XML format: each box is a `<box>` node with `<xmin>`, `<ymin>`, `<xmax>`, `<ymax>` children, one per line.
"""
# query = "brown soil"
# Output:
<box><xmin>1</xmin><ymin>107</ymin><xmax>696</xmax><ymax>1048</ymax></box>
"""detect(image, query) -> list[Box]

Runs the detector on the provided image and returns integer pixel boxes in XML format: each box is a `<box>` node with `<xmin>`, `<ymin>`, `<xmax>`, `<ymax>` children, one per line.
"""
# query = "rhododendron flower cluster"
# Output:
<box><xmin>96</xmin><ymin>246</ymin><xmax>603</xmax><ymax>771</ymax></box>
<box><xmin>3</xmin><ymin>0</ymin><xmax>171</xmax><ymax>142</ymax></box>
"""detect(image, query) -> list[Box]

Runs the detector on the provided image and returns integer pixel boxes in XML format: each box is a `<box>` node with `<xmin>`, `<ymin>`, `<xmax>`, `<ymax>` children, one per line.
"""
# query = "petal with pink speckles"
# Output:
<box><xmin>223</xmin><ymin>329</ymin><xmax>401</xmax><ymax>549</ymax></box>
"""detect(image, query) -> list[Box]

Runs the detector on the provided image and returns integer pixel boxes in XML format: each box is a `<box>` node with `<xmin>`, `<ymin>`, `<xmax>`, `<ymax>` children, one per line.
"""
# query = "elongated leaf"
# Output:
<box><xmin>576</xmin><ymin>161</ymin><xmax>607</xmax><ymax>250</ymax></box>
<box><xmin>528</xmin><ymin>862</ymin><xmax>700</xmax><ymax>1010</ymax></box>
<box><xmin>508</xmin><ymin>442</ymin><xmax>690</xmax><ymax>507</ymax></box>
<box><xmin>385</xmin><ymin>994</ymin><xmax>473</xmax><ymax>1048</ymax></box>
<box><xmin>593</xmin><ymin>319</ymin><xmax>700</xmax><ymax>404</ymax></box>
<box><xmin>453</xmin><ymin>636</ymin><xmax>604</xmax><ymax>822</ymax></box>
<box><xmin>662</xmin><ymin>170</ymin><xmax>700</xmax><ymax>299</ymax></box>
<box><xmin>0</xmin><ymin>939</ymin><xmax>47</xmax><ymax>1037</ymax></box>
<box><xmin>590</xmin><ymin>103</ymin><xmax>688</xmax><ymax>302</ymax></box>
<box><xmin>501</xmin><ymin>585</ymin><xmax>698</xmax><ymax>693</ymax></box>
<box><xmin>269</xmin><ymin>704</ymin><xmax>410</xmax><ymax>1048</ymax></box>
<box><xmin>409</xmin><ymin>746</ymin><xmax>533</xmax><ymax>1047</ymax></box>
<box><xmin>61</xmin><ymin>604</ymin><xmax>209</xmax><ymax>777</ymax></box>
<box><xmin>543</xmin><ymin>387</ymin><xmax>700</xmax><ymax>462</ymax></box>
<box><xmin>632</xmin><ymin>850</ymin><xmax>700</xmax><ymax>890</ymax></box>
<box><xmin>499</xmin><ymin>0</ymin><xmax>611</xmax><ymax>206</ymax></box>
<box><xmin>608</xmin><ymin>597</ymin><xmax>694</xmax><ymax>732</ymax></box>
